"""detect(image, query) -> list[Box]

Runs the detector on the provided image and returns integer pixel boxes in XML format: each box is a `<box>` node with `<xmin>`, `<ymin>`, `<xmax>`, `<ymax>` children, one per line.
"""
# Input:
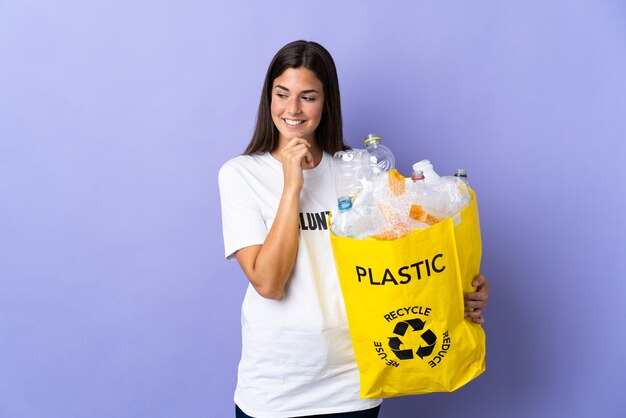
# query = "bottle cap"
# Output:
<box><xmin>337</xmin><ymin>196</ymin><xmax>353</xmax><ymax>211</ymax></box>
<box><xmin>411</xmin><ymin>170</ymin><xmax>425</xmax><ymax>181</ymax></box>
<box><xmin>363</xmin><ymin>134</ymin><xmax>381</xmax><ymax>145</ymax></box>
<box><xmin>454</xmin><ymin>168</ymin><xmax>468</xmax><ymax>178</ymax></box>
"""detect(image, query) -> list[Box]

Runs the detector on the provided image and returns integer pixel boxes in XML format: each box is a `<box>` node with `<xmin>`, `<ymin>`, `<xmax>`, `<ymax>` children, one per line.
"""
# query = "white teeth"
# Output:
<box><xmin>285</xmin><ymin>119</ymin><xmax>303</xmax><ymax>126</ymax></box>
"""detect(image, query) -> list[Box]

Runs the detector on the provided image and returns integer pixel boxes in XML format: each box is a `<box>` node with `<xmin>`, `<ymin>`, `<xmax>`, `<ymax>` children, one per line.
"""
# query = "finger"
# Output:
<box><xmin>464</xmin><ymin>296</ymin><xmax>488</xmax><ymax>307</ymax></box>
<box><xmin>464</xmin><ymin>299</ymin><xmax>487</xmax><ymax>310</ymax></box>
<box><xmin>472</xmin><ymin>274</ymin><xmax>486</xmax><ymax>287</ymax></box>
<box><xmin>464</xmin><ymin>290</ymin><xmax>488</xmax><ymax>302</ymax></box>
<box><xmin>470</xmin><ymin>315</ymin><xmax>485</xmax><ymax>324</ymax></box>
<box><xmin>301</xmin><ymin>151</ymin><xmax>315</xmax><ymax>169</ymax></box>
<box><xmin>465</xmin><ymin>309</ymin><xmax>481</xmax><ymax>317</ymax></box>
<box><xmin>282</xmin><ymin>143</ymin><xmax>312</xmax><ymax>161</ymax></box>
<box><xmin>283</xmin><ymin>140</ymin><xmax>314</xmax><ymax>162</ymax></box>
<box><xmin>282</xmin><ymin>150</ymin><xmax>315</xmax><ymax>175</ymax></box>
<box><xmin>464</xmin><ymin>309</ymin><xmax>484</xmax><ymax>323</ymax></box>
<box><xmin>287</xmin><ymin>136</ymin><xmax>311</xmax><ymax>148</ymax></box>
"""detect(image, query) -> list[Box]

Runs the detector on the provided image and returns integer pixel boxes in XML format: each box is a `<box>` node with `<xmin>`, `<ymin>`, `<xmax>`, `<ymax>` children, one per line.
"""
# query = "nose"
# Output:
<box><xmin>287</xmin><ymin>97</ymin><xmax>301</xmax><ymax>115</ymax></box>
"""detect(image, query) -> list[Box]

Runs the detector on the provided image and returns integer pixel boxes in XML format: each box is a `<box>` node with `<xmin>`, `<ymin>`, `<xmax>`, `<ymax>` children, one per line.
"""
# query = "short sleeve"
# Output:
<box><xmin>218</xmin><ymin>161</ymin><xmax>269</xmax><ymax>260</ymax></box>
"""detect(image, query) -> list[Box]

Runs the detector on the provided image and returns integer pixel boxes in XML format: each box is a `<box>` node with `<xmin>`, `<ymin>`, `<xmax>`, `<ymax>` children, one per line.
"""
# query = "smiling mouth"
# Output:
<box><xmin>283</xmin><ymin>119</ymin><xmax>305</xmax><ymax>127</ymax></box>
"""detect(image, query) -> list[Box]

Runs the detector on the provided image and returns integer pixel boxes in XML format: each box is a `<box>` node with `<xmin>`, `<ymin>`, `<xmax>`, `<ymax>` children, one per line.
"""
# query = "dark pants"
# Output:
<box><xmin>235</xmin><ymin>404</ymin><xmax>381</xmax><ymax>418</ymax></box>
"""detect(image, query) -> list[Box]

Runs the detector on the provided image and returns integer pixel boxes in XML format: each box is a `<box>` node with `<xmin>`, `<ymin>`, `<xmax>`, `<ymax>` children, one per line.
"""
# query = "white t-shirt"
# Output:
<box><xmin>218</xmin><ymin>151</ymin><xmax>382</xmax><ymax>417</ymax></box>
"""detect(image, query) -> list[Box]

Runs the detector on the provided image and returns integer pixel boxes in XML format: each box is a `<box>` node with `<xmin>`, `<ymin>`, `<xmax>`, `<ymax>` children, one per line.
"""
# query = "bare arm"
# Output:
<box><xmin>234</xmin><ymin>138</ymin><xmax>314</xmax><ymax>299</ymax></box>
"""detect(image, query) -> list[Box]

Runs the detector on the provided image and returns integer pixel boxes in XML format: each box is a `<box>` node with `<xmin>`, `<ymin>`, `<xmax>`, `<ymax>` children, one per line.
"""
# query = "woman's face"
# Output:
<box><xmin>270</xmin><ymin>67</ymin><xmax>325</xmax><ymax>145</ymax></box>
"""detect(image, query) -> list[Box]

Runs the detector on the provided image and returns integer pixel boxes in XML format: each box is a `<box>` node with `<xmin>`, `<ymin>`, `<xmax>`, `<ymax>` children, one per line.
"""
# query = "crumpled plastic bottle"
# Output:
<box><xmin>331</xmin><ymin>145</ymin><xmax>474</xmax><ymax>240</ymax></box>
<box><xmin>364</xmin><ymin>134</ymin><xmax>395</xmax><ymax>176</ymax></box>
<box><xmin>333</xmin><ymin>149</ymin><xmax>372</xmax><ymax>202</ymax></box>
<box><xmin>330</xmin><ymin>196</ymin><xmax>358</xmax><ymax>238</ymax></box>
<box><xmin>409</xmin><ymin>161</ymin><xmax>471</xmax><ymax>220</ymax></box>
<box><xmin>411</xmin><ymin>159</ymin><xmax>440</xmax><ymax>184</ymax></box>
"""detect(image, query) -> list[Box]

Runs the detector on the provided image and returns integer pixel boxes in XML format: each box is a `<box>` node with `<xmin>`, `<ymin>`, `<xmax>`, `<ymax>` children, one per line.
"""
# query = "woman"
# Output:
<box><xmin>218</xmin><ymin>40</ymin><xmax>489</xmax><ymax>418</ymax></box>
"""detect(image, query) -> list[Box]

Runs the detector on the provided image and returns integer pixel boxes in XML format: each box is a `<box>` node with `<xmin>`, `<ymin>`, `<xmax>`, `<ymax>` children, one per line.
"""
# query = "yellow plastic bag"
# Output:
<box><xmin>329</xmin><ymin>191</ymin><xmax>486</xmax><ymax>398</ymax></box>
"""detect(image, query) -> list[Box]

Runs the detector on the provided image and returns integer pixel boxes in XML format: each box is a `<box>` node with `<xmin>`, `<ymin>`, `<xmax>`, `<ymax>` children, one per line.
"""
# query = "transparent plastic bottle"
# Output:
<box><xmin>408</xmin><ymin>169</ymin><xmax>441</xmax><ymax>226</ymax></box>
<box><xmin>454</xmin><ymin>168</ymin><xmax>469</xmax><ymax>185</ymax></box>
<box><xmin>410</xmin><ymin>169</ymin><xmax>427</xmax><ymax>197</ymax></box>
<box><xmin>436</xmin><ymin>168</ymin><xmax>471</xmax><ymax>217</ymax></box>
<box><xmin>450</xmin><ymin>168</ymin><xmax>471</xmax><ymax>211</ymax></box>
<box><xmin>331</xmin><ymin>196</ymin><xmax>357</xmax><ymax>238</ymax></box>
<box><xmin>411</xmin><ymin>160</ymin><xmax>440</xmax><ymax>184</ymax></box>
<box><xmin>333</xmin><ymin>149</ymin><xmax>371</xmax><ymax>201</ymax></box>
<box><xmin>364</xmin><ymin>134</ymin><xmax>395</xmax><ymax>175</ymax></box>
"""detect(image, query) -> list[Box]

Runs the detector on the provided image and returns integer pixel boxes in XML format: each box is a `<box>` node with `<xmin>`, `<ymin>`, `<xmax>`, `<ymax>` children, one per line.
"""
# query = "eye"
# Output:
<box><xmin>301</xmin><ymin>96</ymin><xmax>316</xmax><ymax>102</ymax></box>
<box><xmin>275</xmin><ymin>93</ymin><xmax>288</xmax><ymax>99</ymax></box>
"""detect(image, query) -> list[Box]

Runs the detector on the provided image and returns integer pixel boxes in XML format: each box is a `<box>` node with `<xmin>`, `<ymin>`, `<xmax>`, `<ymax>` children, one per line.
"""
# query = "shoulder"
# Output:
<box><xmin>218</xmin><ymin>153</ymin><xmax>281</xmax><ymax>191</ymax></box>
<box><xmin>220</xmin><ymin>153</ymin><xmax>268</xmax><ymax>177</ymax></box>
<box><xmin>220</xmin><ymin>154</ymin><xmax>260</xmax><ymax>172</ymax></box>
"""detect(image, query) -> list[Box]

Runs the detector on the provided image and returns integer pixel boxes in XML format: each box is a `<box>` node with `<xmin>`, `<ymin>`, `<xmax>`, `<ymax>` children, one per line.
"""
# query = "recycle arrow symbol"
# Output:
<box><xmin>388</xmin><ymin>318</ymin><xmax>437</xmax><ymax>360</ymax></box>
<box><xmin>388</xmin><ymin>336</ymin><xmax>414</xmax><ymax>360</ymax></box>
<box><xmin>416</xmin><ymin>328</ymin><xmax>437</xmax><ymax>359</ymax></box>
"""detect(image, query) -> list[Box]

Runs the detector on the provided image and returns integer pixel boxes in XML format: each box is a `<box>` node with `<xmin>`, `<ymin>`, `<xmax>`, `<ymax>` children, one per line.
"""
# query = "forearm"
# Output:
<box><xmin>235</xmin><ymin>137</ymin><xmax>314</xmax><ymax>299</ymax></box>
<box><xmin>247</xmin><ymin>190</ymin><xmax>301</xmax><ymax>299</ymax></box>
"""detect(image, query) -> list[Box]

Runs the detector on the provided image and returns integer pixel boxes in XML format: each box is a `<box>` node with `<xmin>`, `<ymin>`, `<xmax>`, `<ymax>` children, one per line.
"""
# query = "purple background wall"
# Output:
<box><xmin>1</xmin><ymin>1</ymin><xmax>625</xmax><ymax>417</ymax></box>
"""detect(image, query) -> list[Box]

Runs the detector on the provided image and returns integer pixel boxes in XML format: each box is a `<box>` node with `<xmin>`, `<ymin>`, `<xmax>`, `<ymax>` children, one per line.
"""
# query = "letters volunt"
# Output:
<box><xmin>299</xmin><ymin>211</ymin><xmax>331</xmax><ymax>231</ymax></box>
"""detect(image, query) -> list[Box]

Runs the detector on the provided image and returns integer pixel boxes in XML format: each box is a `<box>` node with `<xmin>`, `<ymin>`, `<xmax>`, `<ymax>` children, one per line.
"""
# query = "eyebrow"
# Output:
<box><xmin>274</xmin><ymin>85</ymin><xmax>320</xmax><ymax>94</ymax></box>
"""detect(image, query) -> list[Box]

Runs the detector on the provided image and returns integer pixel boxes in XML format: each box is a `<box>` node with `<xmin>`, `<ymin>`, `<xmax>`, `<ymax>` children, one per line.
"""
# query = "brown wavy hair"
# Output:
<box><xmin>244</xmin><ymin>40</ymin><xmax>348</xmax><ymax>155</ymax></box>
